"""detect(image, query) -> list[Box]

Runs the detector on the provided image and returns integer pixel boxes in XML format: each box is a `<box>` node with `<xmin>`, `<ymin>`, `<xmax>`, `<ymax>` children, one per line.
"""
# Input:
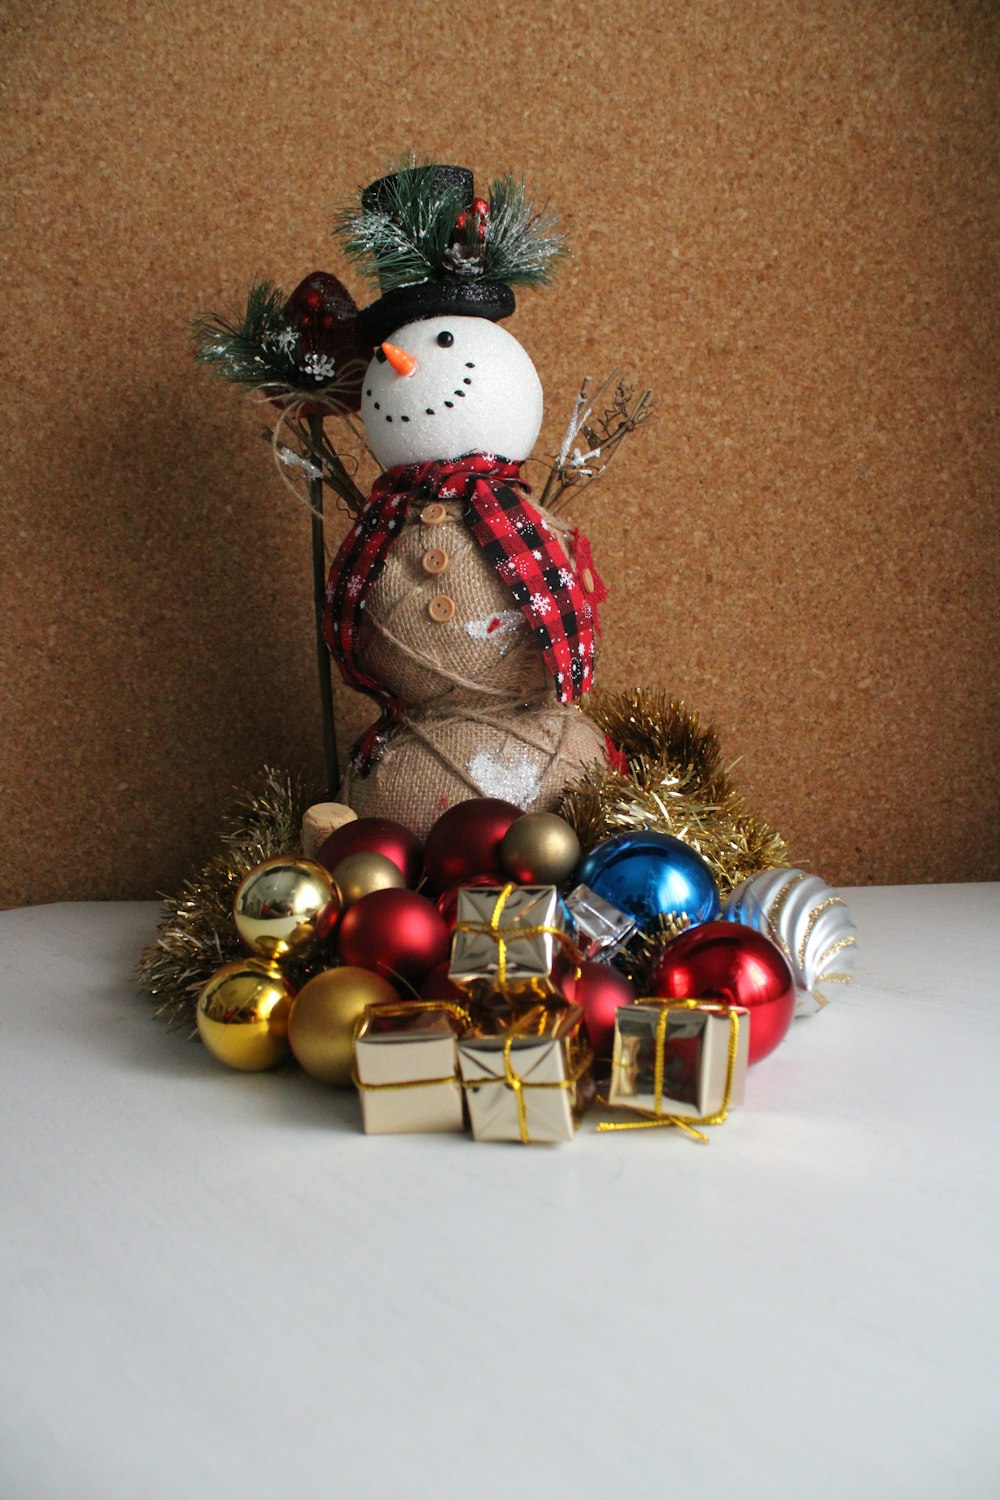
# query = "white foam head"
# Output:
<box><xmin>360</xmin><ymin>314</ymin><xmax>543</xmax><ymax>469</ymax></box>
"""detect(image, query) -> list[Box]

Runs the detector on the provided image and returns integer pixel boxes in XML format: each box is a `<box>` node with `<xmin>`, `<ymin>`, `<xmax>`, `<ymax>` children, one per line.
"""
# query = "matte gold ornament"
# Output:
<box><xmin>501</xmin><ymin>812</ymin><xmax>581</xmax><ymax>886</ymax></box>
<box><xmin>196</xmin><ymin>959</ymin><xmax>294</xmax><ymax>1071</ymax></box>
<box><xmin>329</xmin><ymin>850</ymin><xmax>405</xmax><ymax>909</ymax></box>
<box><xmin>233</xmin><ymin>856</ymin><xmax>340</xmax><ymax>961</ymax></box>
<box><xmin>288</xmin><ymin>966</ymin><xmax>399</xmax><ymax>1087</ymax></box>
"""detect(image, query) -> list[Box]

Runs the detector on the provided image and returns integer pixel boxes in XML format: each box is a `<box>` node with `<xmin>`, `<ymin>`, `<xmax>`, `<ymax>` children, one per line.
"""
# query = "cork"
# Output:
<box><xmin>301</xmin><ymin>804</ymin><xmax>357</xmax><ymax>861</ymax></box>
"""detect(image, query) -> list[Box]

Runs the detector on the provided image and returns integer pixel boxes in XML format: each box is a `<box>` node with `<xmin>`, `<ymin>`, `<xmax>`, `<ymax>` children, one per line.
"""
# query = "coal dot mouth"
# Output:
<box><xmin>374</xmin><ymin>369</ymin><xmax>475</xmax><ymax>423</ymax></box>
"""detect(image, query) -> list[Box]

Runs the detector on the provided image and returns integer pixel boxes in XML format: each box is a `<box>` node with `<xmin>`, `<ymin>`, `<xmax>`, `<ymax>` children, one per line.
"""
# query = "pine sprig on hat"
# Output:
<box><xmin>480</xmin><ymin>174</ymin><xmax>565</xmax><ymax>287</ymax></box>
<box><xmin>334</xmin><ymin>161</ymin><xmax>467</xmax><ymax>293</ymax></box>
<box><xmin>334</xmin><ymin>160</ymin><xmax>565</xmax><ymax>292</ymax></box>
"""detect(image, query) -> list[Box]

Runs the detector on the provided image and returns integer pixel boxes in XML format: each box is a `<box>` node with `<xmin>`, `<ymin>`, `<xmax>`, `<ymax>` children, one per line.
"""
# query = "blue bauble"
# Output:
<box><xmin>575</xmin><ymin>831</ymin><xmax>720</xmax><ymax>933</ymax></box>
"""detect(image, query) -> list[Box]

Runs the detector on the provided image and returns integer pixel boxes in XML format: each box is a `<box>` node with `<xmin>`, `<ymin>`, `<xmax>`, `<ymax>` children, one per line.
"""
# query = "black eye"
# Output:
<box><xmin>375</xmin><ymin>347</ymin><xmax>387</xmax><ymax>362</ymax></box>
<box><xmin>436</xmin><ymin>330</ymin><xmax>454</xmax><ymax>347</ymax></box>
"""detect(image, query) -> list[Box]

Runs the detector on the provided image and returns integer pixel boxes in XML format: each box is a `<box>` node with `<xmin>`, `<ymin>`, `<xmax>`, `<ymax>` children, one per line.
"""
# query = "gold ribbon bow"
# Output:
<box><xmin>597</xmin><ymin>998</ymin><xmax>741</xmax><ymax>1144</ymax></box>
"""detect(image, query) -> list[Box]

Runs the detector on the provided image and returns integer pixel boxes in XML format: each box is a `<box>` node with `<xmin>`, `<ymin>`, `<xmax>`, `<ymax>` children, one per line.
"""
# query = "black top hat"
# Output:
<box><xmin>356</xmin><ymin>279</ymin><xmax>515</xmax><ymax>348</ymax></box>
<box><xmin>335</xmin><ymin>162</ymin><xmax>562</xmax><ymax>348</ymax></box>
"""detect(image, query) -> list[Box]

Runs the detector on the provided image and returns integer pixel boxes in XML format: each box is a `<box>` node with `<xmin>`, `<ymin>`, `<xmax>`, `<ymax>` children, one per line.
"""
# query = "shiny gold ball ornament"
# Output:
<box><xmin>500</xmin><ymin>812</ymin><xmax>582</xmax><ymax>886</ymax></box>
<box><xmin>196</xmin><ymin>959</ymin><xmax>294</xmax><ymax>1072</ymax></box>
<box><xmin>288</xmin><ymin>966</ymin><xmax>399</xmax><ymax>1087</ymax></box>
<box><xmin>233</xmin><ymin>856</ymin><xmax>340</xmax><ymax>961</ymax></box>
<box><xmin>329</xmin><ymin>850</ymin><xmax>405</xmax><ymax>910</ymax></box>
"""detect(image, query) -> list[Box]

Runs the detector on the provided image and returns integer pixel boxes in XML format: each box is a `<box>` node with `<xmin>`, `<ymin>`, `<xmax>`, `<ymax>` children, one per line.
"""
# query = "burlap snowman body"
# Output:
<box><xmin>325</xmin><ymin>167</ymin><xmax>607</xmax><ymax>837</ymax></box>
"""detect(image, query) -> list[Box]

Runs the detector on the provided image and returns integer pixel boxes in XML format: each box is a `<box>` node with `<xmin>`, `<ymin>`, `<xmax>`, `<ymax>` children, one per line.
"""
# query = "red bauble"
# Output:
<box><xmin>318</xmin><ymin>817</ymin><xmax>423</xmax><ymax>889</ymax></box>
<box><xmin>561</xmin><ymin>960</ymin><xmax>636</xmax><ymax>1063</ymax></box>
<box><xmin>651</xmin><ymin>921</ymin><xmax>796</xmax><ymax>1065</ymax></box>
<box><xmin>337</xmin><ymin>889</ymin><xmax>450</xmax><ymax>988</ymax></box>
<box><xmin>422</xmin><ymin>798</ymin><xmax>523</xmax><ymax>893</ymax></box>
<box><xmin>418</xmin><ymin>962</ymin><xmax>470</xmax><ymax>1004</ymax></box>
<box><xmin>435</xmin><ymin>873</ymin><xmax>502</xmax><ymax>932</ymax></box>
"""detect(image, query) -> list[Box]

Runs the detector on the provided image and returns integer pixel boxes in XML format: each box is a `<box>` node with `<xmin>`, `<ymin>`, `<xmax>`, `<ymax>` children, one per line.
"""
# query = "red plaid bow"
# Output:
<box><xmin>324</xmin><ymin>452</ymin><xmax>597</xmax><ymax>774</ymax></box>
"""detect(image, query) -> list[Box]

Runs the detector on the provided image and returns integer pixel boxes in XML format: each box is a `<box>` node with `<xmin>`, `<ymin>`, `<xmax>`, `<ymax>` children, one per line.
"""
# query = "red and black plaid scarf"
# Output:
<box><xmin>324</xmin><ymin>452</ymin><xmax>599</xmax><ymax>775</ymax></box>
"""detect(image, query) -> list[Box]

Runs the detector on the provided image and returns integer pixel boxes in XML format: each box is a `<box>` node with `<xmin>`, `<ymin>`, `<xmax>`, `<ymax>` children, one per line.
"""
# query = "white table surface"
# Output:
<box><xmin>2</xmin><ymin>885</ymin><xmax>998</xmax><ymax>1500</ymax></box>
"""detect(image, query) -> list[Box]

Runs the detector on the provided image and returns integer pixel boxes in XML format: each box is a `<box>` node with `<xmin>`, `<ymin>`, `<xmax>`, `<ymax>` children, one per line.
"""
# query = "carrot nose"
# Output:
<box><xmin>381</xmin><ymin>341</ymin><xmax>416</xmax><ymax>377</ymax></box>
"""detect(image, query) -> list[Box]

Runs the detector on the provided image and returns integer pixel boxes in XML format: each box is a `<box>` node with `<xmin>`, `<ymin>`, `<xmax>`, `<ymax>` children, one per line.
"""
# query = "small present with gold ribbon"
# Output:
<box><xmin>353</xmin><ymin>1000</ymin><xmax>471</xmax><ymax>1135</ymax></box>
<box><xmin>457</xmin><ymin>1004</ymin><xmax>593</xmax><ymax>1145</ymax></box>
<box><xmin>604</xmin><ymin>1000</ymin><xmax>749</xmax><ymax>1141</ymax></box>
<box><xmin>448</xmin><ymin>883</ymin><xmax>574</xmax><ymax>1003</ymax></box>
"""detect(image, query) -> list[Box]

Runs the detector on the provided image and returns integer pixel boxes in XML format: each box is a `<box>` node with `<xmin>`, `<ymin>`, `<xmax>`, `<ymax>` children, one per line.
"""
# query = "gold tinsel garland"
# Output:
<box><xmin>137</xmin><ymin>767</ymin><xmax>307</xmax><ymax>1029</ymax></box>
<box><xmin>562</xmin><ymin>688</ymin><xmax>789</xmax><ymax>899</ymax></box>
<box><xmin>138</xmin><ymin>697</ymin><xmax>787</xmax><ymax>1025</ymax></box>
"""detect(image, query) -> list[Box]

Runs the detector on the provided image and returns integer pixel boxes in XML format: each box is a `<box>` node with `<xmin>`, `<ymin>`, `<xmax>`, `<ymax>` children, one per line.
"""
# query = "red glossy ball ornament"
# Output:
<box><xmin>561</xmin><ymin>961</ymin><xmax>636</xmax><ymax>1063</ymax></box>
<box><xmin>317</xmin><ymin>816</ymin><xmax>423</xmax><ymax>888</ymax></box>
<box><xmin>418</xmin><ymin>962</ymin><xmax>470</xmax><ymax>1004</ymax></box>
<box><xmin>422</xmin><ymin>798</ymin><xmax>523</xmax><ymax>893</ymax></box>
<box><xmin>338</xmin><ymin>888</ymin><xmax>450</xmax><ymax>988</ymax></box>
<box><xmin>651</xmin><ymin>920</ymin><xmax>796</xmax><ymax>1065</ymax></box>
<box><xmin>435</xmin><ymin>874</ymin><xmax>502</xmax><ymax>932</ymax></box>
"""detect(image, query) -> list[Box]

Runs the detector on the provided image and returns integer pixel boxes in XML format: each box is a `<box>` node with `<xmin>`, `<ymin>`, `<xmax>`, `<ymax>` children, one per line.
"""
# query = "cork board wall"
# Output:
<box><xmin>2</xmin><ymin>0</ymin><xmax>997</xmax><ymax>907</ymax></box>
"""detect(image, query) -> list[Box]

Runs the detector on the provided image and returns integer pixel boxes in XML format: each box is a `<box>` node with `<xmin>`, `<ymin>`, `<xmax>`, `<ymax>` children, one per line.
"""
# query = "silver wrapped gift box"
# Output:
<box><xmin>609</xmin><ymin>1001</ymin><xmax>749</xmax><ymax>1124</ymax></box>
<box><xmin>449</xmin><ymin>884</ymin><xmax>568</xmax><ymax>1001</ymax></box>
<box><xmin>457</xmin><ymin>1006</ymin><xmax>593</xmax><ymax>1144</ymax></box>
<box><xmin>354</xmin><ymin>1003</ymin><xmax>469</xmax><ymax>1135</ymax></box>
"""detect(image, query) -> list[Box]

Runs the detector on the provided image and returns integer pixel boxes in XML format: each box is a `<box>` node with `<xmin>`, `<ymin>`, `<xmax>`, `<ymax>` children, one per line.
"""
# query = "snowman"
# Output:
<box><xmin>324</xmin><ymin>164</ymin><xmax>607</xmax><ymax>838</ymax></box>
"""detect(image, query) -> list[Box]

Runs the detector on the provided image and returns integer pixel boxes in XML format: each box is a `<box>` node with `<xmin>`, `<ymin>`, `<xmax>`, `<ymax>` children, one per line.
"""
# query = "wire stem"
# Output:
<box><xmin>308</xmin><ymin>413</ymin><xmax>340</xmax><ymax>794</ymax></box>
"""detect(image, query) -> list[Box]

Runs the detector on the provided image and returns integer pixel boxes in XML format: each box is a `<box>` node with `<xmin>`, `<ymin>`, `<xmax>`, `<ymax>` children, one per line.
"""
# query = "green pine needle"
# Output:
<box><xmin>482</xmin><ymin>175</ymin><xmax>566</xmax><ymax>287</ymax></box>
<box><xmin>192</xmin><ymin>279</ymin><xmax>297</xmax><ymax>389</ymax></box>
<box><xmin>334</xmin><ymin>157</ymin><xmax>467</xmax><ymax>292</ymax></box>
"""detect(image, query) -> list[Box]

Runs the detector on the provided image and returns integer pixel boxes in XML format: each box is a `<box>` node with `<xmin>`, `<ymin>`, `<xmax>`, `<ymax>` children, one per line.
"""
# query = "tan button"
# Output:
<box><xmin>427</xmin><ymin>593</ymin><xmax>456</xmax><ymax>623</ymax></box>
<box><xmin>581</xmin><ymin>567</ymin><xmax>595</xmax><ymax>593</ymax></box>
<box><xmin>420</xmin><ymin>502</ymin><xmax>447</xmax><ymax>525</ymax></box>
<box><xmin>421</xmin><ymin>546</ymin><xmax>449</xmax><ymax>575</ymax></box>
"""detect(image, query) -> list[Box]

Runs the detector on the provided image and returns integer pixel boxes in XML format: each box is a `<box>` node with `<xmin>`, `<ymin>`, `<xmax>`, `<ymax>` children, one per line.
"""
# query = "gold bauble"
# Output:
<box><xmin>196</xmin><ymin>959</ymin><xmax>294</xmax><ymax>1071</ymax></box>
<box><xmin>330</xmin><ymin>850</ymin><xmax>406</xmax><ymax>909</ymax></box>
<box><xmin>500</xmin><ymin>812</ymin><xmax>582</xmax><ymax>886</ymax></box>
<box><xmin>288</xmin><ymin>966</ymin><xmax>399</xmax><ymax>1087</ymax></box>
<box><xmin>233</xmin><ymin>856</ymin><xmax>340</xmax><ymax>961</ymax></box>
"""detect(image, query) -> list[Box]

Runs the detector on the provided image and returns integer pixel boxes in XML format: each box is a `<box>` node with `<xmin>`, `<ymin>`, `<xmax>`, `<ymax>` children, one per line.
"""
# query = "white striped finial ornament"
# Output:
<box><xmin>723</xmin><ymin>868</ymin><xmax>858</xmax><ymax>1015</ymax></box>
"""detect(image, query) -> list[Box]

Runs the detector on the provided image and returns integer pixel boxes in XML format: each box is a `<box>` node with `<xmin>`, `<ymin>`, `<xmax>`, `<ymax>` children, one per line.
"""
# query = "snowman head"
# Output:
<box><xmin>361</xmin><ymin>314</ymin><xmax>543</xmax><ymax>470</ymax></box>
